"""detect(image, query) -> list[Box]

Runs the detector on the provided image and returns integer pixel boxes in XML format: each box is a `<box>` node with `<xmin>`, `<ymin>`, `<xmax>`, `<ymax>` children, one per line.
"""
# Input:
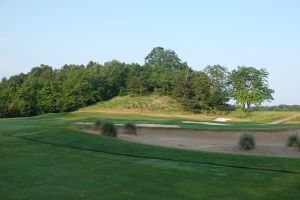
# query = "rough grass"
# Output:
<box><xmin>227</xmin><ymin>110</ymin><xmax>298</xmax><ymax>123</ymax></box>
<box><xmin>285</xmin><ymin>116</ymin><xmax>300</xmax><ymax>124</ymax></box>
<box><xmin>101</xmin><ymin>120</ymin><xmax>117</xmax><ymax>137</ymax></box>
<box><xmin>1</xmin><ymin>113</ymin><xmax>300</xmax><ymax>199</ymax></box>
<box><xmin>287</xmin><ymin>135</ymin><xmax>299</xmax><ymax>147</ymax></box>
<box><xmin>124</xmin><ymin>122</ymin><xmax>137</xmax><ymax>135</ymax></box>
<box><xmin>239</xmin><ymin>133</ymin><xmax>256</xmax><ymax>150</ymax></box>
<box><xmin>79</xmin><ymin>94</ymin><xmax>186</xmax><ymax>114</ymax></box>
<box><xmin>78</xmin><ymin>95</ymin><xmax>300</xmax><ymax>124</ymax></box>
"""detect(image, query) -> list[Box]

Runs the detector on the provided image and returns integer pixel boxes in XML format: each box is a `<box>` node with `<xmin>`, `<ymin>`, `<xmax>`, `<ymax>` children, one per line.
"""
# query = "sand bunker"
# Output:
<box><xmin>78</xmin><ymin>121</ymin><xmax>300</xmax><ymax>158</ymax></box>
<box><xmin>182</xmin><ymin>121</ymin><xmax>229</xmax><ymax>126</ymax></box>
<box><xmin>214</xmin><ymin>118</ymin><xmax>231</xmax><ymax>122</ymax></box>
<box><xmin>118</xmin><ymin>128</ymin><xmax>300</xmax><ymax>158</ymax></box>
<box><xmin>82</xmin><ymin>126</ymin><xmax>300</xmax><ymax>158</ymax></box>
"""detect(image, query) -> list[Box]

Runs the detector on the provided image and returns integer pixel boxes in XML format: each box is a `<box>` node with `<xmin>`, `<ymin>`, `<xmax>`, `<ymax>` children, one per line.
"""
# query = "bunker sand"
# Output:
<box><xmin>119</xmin><ymin>128</ymin><xmax>300</xmax><ymax>158</ymax></box>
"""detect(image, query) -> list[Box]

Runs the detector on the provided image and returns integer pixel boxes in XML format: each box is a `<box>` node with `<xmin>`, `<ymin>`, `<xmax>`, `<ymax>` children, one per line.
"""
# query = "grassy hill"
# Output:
<box><xmin>78</xmin><ymin>95</ymin><xmax>300</xmax><ymax>124</ymax></box>
<box><xmin>79</xmin><ymin>94</ymin><xmax>186</xmax><ymax>113</ymax></box>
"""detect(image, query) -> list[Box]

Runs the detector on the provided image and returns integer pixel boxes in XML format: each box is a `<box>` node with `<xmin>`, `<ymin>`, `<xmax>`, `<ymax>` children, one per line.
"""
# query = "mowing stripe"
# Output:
<box><xmin>2</xmin><ymin>134</ymin><xmax>300</xmax><ymax>175</ymax></box>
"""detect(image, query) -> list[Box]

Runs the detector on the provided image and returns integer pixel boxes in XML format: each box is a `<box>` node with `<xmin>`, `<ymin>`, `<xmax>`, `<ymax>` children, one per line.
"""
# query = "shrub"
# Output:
<box><xmin>287</xmin><ymin>134</ymin><xmax>299</xmax><ymax>147</ymax></box>
<box><xmin>124</xmin><ymin>122</ymin><xmax>137</xmax><ymax>135</ymax></box>
<box><xmin>94</xmin><ymin>119</ymin><xmax>101</xmax><ymax>130</ymax></box>
<box><xmin>101</xmin><ymin>121</ymin><xmax>117</xmax><ymax>137</ymax></box>
<box><xmin>239</xmin><ymin>133</ymin><xmax>255</xmax><ymax>150</ymax></box>
<box><xmin>94</xmin><ymin>118</ymin><xmax>106</xmax><ymax>130</ymax></box>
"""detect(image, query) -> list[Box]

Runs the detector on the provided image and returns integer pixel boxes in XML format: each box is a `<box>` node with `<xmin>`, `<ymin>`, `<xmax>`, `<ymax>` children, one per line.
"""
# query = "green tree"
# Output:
<box><xmin>125</xmin><ymin>64</ymin><xmax>149</xmax><ymax>95</ymax></box>
<box><xmin>189</xmin><ymin>71</ymin><xmax>211</xmax><ymax>112</ymax></box>
<box><xmin>16</xmin><ymin>77</ymin><xmax>40</xmax><ymax>116</ymax></box>
<box><xmin>145</xmin><ymin>47</ymin><xmax>183</xmax><ymax>69</ymax></box>
<box><xmin>61</xmin><ymin>67</ymin><xmax>98</xmax><ymax>111</ymax></box>
<box><xmin>204</xmin><ymin>65</ymin><xmax>230</xmax><ymax>110</ymax></box>
<box><xmin>229</xmin><ymin>66</ymin><xmax>274</xmax><ymax>113</ymax></box>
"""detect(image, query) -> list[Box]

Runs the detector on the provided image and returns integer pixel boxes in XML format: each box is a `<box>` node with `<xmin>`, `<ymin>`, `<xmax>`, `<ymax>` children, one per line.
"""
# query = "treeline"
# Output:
<box><xmin>0</xmin><ymin>47</ymin><xmax>274</xmax><ymax>118</ymax></box>
<box><xmin>252</xmin><ymin>105</ymin><xmax>300</xmax><ymax>112</ymax></box>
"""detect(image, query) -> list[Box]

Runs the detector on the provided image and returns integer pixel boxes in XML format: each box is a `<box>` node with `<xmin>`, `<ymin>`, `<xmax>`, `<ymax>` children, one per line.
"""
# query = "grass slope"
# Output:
<box><xmin>285</xmin><ymin>116</ymin><xmax>300</xmax><ymax>124</ymax></box>
<box><xmin>79</xmin><ymin>94</ymin><xmax>186</xmax><ymax>113</ymax></box>
<box><xmin>1</xmin><ymin>113</ymin><xmax>300</xmax><ymax>199</ymax></box>
<box><xmin>78</xmin><ymin>95</ymin><xmax>299</xmax><ymax>123</ymax></box>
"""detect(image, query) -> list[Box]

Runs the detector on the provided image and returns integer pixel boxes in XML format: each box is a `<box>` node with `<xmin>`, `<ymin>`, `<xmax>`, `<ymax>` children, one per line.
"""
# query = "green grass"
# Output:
<box><xmin>228</xmin><ymin>110</ymin><xmax>299</xmax><ymax>123</ymax></box>
<box><xmin>1</xmin><ymin>113</ymin><xmax>300</xmax><ymax>199</ymax></box>
<box><xmin>66</xmin><ymin>112</ymin><xmax>300</xmax><ymax>131</ymax></box>
<box><xmin>79</xmin><ymin>94</ymin><xmax>186</xmax><ymax>113</ymax></box>
<box><xmin>285</xmin><ymin>116</ymin><xmax>300</xmax><ymax>124</ymax></box>
<box><xmin>77</xmin><ymin>94</ymin><xmax>300</xmax><ymax>124</ymax></box>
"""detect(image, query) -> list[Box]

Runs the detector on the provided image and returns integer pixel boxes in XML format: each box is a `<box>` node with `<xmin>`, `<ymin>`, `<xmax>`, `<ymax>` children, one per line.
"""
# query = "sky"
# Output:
<box><xmin>0</xmin><ymin>0</ymin><xmax>299</xmax><ymax>105</ymax></box>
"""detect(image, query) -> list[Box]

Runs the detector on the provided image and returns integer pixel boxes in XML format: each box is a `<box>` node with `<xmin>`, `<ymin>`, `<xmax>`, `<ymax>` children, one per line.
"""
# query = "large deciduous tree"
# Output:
<box><xmin>229</xmin><ymin>66</ymin><xmax>274</xmax><ymax>113</ymax></box>
<box><xmin>204</xmin><ymin>65</ymin><xmax>230</xmax><ymax>110</ymax></box>
<box><xmin>145</xmin><ymin>47</ymin><xmax>183</xmax><ymax>69</ymax></box>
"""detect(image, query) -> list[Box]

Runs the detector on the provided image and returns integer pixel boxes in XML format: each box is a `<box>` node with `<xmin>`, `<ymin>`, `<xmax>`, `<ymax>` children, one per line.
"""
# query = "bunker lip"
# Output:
<box><xmin>75</xmin><ymin>122</ymin><xmax>179</xmax><ymax>128</ymax></box>
<box><xmin>74</xmin><ymin>121</ymin><xmax>300</xmax><ymax>132</ymax></box>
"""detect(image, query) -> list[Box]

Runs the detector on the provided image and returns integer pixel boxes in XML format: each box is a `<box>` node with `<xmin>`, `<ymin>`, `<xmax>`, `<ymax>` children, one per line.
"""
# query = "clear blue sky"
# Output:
<box><xmin>1</xmin><ymin>0</ymin><xmax>299</xmax><ymax>105</ymax></box>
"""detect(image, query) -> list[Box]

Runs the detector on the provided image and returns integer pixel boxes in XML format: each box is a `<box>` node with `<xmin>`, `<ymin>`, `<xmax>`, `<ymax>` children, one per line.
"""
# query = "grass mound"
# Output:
<box><xmin>79</xmin><ymin>94</ymin><xmax>185</xmax><ymax>113</ymax></box>
<box><xmin>239</xmin><ymin>133</ymin><xmax>256</xmax><ymax>150</ymax></box>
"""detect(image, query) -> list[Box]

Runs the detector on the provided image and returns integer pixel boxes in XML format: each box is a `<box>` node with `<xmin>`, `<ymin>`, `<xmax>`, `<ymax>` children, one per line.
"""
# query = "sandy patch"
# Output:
<box><xmin>118</xmin><ymin>128</ymin><xmax>300</xmax><ymax>158</ymax></box>
<box><xmin>214</xmin><ymin>118</ymin><xmax>231</xmax><ymax>122</ymax></box>
<box><xmin>182</xmin><ymin>121</ymin><xmax>229</xmax><ymax>126</ymax></box>
<box><xmin>75</xmin><ymin>122</ymin><xmax>94</xmax><ymax>125</ymax></box>
<box><xmin>80</xmin><ymin>126</ymin><xmax>300</xmax><ymax>158</ymax></box>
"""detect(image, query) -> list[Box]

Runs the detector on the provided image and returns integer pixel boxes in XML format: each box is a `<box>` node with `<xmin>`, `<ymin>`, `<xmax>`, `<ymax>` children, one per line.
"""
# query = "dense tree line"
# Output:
<box><xmin>0</xmin><ymin>47</ymin><xmax>274</xmax><ymax>117</ymax></box>
<box><xmin>252</xmin><ymin>105</ymin><xmax>300</xmax><ymax>112</ymax></box>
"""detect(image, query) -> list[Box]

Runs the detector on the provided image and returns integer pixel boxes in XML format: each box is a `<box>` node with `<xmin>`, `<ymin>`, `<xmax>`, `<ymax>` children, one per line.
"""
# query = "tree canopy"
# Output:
<box><xmin>0</xmin><ymin>47</ymin><xmax>275</xmax><ymax>117</ymax></box>
<box><xmin>229</xmin><ymin>66</ymin><xmax>274</xmax><ymax>113</ymax></box>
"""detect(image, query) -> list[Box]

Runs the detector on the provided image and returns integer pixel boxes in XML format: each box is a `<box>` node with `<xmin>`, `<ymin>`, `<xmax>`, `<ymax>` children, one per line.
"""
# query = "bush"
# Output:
<box><xmin>124</xmin><ymin>122</ymin><xmax>137</xmax><ymax>135</ymax></box>
<box><xmin>94</xmin><ymin>119</ymin><xmax>101</xmax><ymax>130</ymax></box>
<box><xmin>101</xmin><ymin>121</ymin><xmax>117</xmax><ymax>137</ymax></box>
<box><xmin>239</xmin><ymin>133</ymin><xmax>255</xmax><ymax>150</ymax></box>
<box><xmin>94</xmin><ymin>118</ymin><xmax>106</xmax><ymax>130</ymax></box>
<box><xmin>287</xmin><ymin>134</ymin><xmax>299</xmax><ymax>147</ymax></box>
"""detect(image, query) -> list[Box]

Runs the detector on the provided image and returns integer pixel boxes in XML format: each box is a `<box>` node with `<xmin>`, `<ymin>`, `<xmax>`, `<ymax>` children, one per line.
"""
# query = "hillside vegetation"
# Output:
<box><xmin>79</xmin><ymin>95</ymin><xmax>186</xmax><ymax>113</ymax></box>
<box><xmin>78</xmin><ymin>95</ymin><xmax>299</xmax><ymax>123</ymax></box>
<box><xmin>0</xmin><ymin>47</ymin><xmax>275</xmax><ymax>118</ymax></box>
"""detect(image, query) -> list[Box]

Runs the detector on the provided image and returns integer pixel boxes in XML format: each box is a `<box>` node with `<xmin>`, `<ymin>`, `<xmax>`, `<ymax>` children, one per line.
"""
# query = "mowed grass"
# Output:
<box><xmin>1</xmin><ymin>113</ymin><xmax>300</xmax><ymax>199</ymax></box>
<box><xmin>67</xmin><ymin>112</ymin><xmax>300</xmax><ymax>130</ymax></box>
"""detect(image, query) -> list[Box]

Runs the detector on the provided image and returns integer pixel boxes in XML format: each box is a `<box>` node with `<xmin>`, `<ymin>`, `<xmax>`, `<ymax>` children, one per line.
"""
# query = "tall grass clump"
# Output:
<box><xmin>101</xmin><ymin>121</ymin><xmax>117</xmax><ymax>137</ymax></box>
<box><xmin>239</xmin><ymin>133</ymin><xmax>256</xmax><ymax>150</ymax></box>
<box><xmin>94</xmin><ymin>119</ymin><xmax>101</xmax><ymax>130</ymax></box>
<box><xmin>287</xmin><ymin>134</ymin><xmax>299</xmax><ymax>147</ymax></box>
<box><xmin>124</xmin><ymin>122</ymin><xmax>137</xmax><ymax>135</ymax></box>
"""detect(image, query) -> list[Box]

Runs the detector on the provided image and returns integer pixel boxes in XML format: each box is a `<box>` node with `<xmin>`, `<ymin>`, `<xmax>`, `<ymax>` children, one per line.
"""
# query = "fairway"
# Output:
<box><xmin>1</xmin><ymin>113</ymin><xmax>300</xmax><ymax>199</ymax></box>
